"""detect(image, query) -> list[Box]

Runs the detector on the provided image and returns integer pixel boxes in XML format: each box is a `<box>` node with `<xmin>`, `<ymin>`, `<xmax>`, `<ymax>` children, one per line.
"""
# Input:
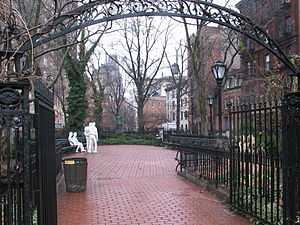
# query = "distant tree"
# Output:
<box><xmin>106</xmin><ymin>73</ymin><xmax>127</xmax><ymax>131</ymax></box>
<box><xmin>64</xmin><ymin>26</ymin><xmax>109</xmax><ymax>131</ymax></box>
<box><xmin>181</xmin><ymin>16</ymin><xmax>239</xmax><ymax>135</ymax></box>
<box><xmin>165</xmin><ymin>41</ymin><xmax>188</xmax><ymax>132</ymax></box>
<box><xmin>104</xmin><ymin>17</ymin><xmax>171</xmax><ymax>133</ymax></box>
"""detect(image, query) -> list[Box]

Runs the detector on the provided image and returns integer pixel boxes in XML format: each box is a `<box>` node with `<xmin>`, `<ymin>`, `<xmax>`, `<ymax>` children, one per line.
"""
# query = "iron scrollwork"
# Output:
<box><xmin>0</xmin><ymin>87</ymin><xmax>24</xmax><ymax>128</ymax></box>
<box><xmin>0</xmin><ymin>88</ymin><xmax>21</xmax><ymax>107</ymax></box>
<box><xmin>0</xmin><ymin>0</ymin><xmax>294</xmax><ymax>74</ymax></box>
<box><xmin>283</xmin><ymin>92</ymin><xmax>300</xmax><ymax>116</ymax></box>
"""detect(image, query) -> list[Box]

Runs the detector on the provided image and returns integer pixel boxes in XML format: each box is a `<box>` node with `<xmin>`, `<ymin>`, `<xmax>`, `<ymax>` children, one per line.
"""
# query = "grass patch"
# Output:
<box><xmin>101</xmin><ymin>133</ymin><xmax>161</xmax><ymax>146</ymax></box>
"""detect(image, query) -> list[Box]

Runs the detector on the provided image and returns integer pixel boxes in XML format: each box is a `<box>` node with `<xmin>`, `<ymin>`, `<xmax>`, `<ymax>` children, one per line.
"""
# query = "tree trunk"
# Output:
<box><xmin>197</xmin><ymin>75</ymin><xmax>208</xmax><ymax>136</ymax></box>
<box><xmin>95</xmin><ymin>95</ymin><xmax>102</xmax><ymax>132</ymax></box>
<box><xmin>176</xmin><ymin>88</ymin><xmax>181</xmax><ymax>133</ymax></box>
<box><xmin>137</xmin><ymin>100</ymin><xmax>144</xmax><ymax>134</ymax></box>
<box><xmin>115</xmin><ymin>110</ymin><xmax>121</xmax><ymax>132</ymax></box>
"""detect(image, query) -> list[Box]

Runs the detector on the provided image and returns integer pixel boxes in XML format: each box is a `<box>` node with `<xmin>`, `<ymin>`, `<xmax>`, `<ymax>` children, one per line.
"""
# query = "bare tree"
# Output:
<box><xmin>103</xmin><ymin>17</ymin><xmax>171</xmax><ymax>133</ymax></box>
<box><xmin>64</xmin><ymin>26</ymin><xmax>111</xmax><ymax>130</ymax></box>
<box><xmin>86</xmin><ymin>52</ymin><xmax>106</xmax><ymax>130</ymax></box>
<box><xmin>87</xmin><ymin>53</ymin><xmax>128</xmax><ymax>132</ymax></box>
<box><xmin>165</xmin><ymin>41</ymin><xmax>188</xmax><ymax>132</ymax></box>
<box><xmin>180</xmin><ymin>15</ymin><xmax>240</xmax><ymax>135</ymax></box>
<box><xmin>106</xmin><ymin>73</ymin><xmax>127</xmax><ymax>131</ymax></box>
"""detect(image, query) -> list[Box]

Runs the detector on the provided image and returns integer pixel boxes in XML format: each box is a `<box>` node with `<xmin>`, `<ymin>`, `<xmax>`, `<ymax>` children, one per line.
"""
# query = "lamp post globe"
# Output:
<box><xmin>212</xmin><ymin>61</ymin><xmax>226</xmax><ymax>85</ymax></box>
<box><xmin>208</xmin><ymin>96</ymin><xmax>214</xmax><ymax>106</ymax></box>
<box><xmin>207</xmin><ymin>96</ymin><xmax>214</xmax><ymax>135</ymax></box>
<box><xmin>212</xmin><ymin>61</ymin><xmax>227</xmax><ymax>137</ymax></box>
<box><xmin>171</xmin><ymin>63</ymin><xmax>179</xmax><ymax>75</ymax></box>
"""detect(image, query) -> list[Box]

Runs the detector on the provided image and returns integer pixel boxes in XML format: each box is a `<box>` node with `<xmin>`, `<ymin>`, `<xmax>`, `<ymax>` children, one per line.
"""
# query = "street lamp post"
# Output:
<box><xmin>171</xmin><ymin>63</ymin><xmax>179</xmax><ymax>75</ymax></box>
<box><xmin>208</xmin><ymin>96</ymin><xmax>214</xmax><ymax>135</ymax></box>
<box><xmin>212</xmin><ymin>61</ymin><xmax>227</xmax><ymax>137</ymax></box>
<box><xmin>171</xmin><ymin>63</ymin><xmax>180</xmax><ymax>132</ymax></box>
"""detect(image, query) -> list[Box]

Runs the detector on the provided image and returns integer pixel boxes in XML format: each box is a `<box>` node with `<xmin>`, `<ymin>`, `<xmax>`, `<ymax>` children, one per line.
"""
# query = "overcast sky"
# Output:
<box><xmin>91</xmin><ymin>0</ymin><xmax>242</xmax><ymax>98</ymax></box>
<box><xmin>215</xmin><ymin>0</ymin><xmax>240</xmax><ymax>7</ymax></box>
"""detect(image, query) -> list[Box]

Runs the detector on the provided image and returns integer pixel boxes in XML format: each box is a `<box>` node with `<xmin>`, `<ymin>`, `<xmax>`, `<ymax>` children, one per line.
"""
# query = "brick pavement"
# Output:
<box><xmin>58</xmin><ymin>145</ymin><xmax>249</xmax><ymax>225</ymax></box>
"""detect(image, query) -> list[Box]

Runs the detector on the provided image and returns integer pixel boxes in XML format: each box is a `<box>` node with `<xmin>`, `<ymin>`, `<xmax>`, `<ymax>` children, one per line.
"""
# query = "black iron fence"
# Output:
<box><xmin>165</xmin><ymin>135</ymin><xmax>230</xmax><ymax>188</ymax></box>
<box><xmin>228</xmin><ymin>98</ymin><xmax>283</xmax><ymax>225</ymax></box>
<box><xmin>0</xmin><ymin>82</ymin><xmax>30</xmax><ymax>225</ymax></box>
<box><xmin>34</xmin><ymin>80</ymin><xmax>57</xmax><ymax>225</ymax></box>
<box><xmin>281</xmin><ymin>93</ymin><xmax>300</xmax><ymax>225</ymax></box>
<box><xmin>166</xmin><ymin>93</ymin><xmax>300</xmax><ymax>225</ymax></box>
<box><xmin>0</xmin><ymin>80</ymin><xmax>57</xmax><ymax>225</ymax></box>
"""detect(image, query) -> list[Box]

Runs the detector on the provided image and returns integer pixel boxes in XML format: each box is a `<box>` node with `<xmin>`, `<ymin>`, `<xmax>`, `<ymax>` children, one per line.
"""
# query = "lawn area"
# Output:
<box><xmin>101</xmin><ymin>133</ymin><xmax>161</xmax><ymax>146</ymax></box>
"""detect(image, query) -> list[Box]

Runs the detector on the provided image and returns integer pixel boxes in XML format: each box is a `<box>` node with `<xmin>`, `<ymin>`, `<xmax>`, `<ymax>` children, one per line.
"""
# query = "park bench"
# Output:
<box><xmin>56</xmin><ymin>139</ymin><xmax>77</xmax><ymax>154</ymax></box>
<box><xmin>164</xmin><ymin>135</ymin><xmax>228</xmax><ymax>172</ymax></box>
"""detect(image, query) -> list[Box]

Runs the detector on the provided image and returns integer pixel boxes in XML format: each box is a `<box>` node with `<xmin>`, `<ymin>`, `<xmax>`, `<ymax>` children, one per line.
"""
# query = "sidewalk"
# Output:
<box><xmin>58</xmin><ymin>145</ymin><xmax>249</xmax><ymax>225</ymax></box>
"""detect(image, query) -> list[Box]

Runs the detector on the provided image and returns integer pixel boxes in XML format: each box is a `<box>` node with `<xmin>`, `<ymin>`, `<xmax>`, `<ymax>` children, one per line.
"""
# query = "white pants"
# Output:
<box><xmin>75</xmin><ymin>143</ymin><xmax>85</xmax><ymax>152</ymax></box>
<box><xmin>86</xmin><ymin>136</ymin><xmax>93</xmax><ymax>153</ymax></box>
<box><xmin>90</xmin><ymin>136</ymin><xmax>97</xmax><ymax>153</ymax></box>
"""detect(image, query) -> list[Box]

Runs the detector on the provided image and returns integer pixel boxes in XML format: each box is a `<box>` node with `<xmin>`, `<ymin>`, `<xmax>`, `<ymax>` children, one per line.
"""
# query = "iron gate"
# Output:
<box><xmin>228</xmin><ymin>93</ymin><xmax>300</xmax><ymax>225</ymax></box>
<box><xmin>282</xmin><ymin>93</ymin><xmax>300</xmax><ymax>225</ymax></box>
<box><xmin>0</xmin><ymin>80</ymin><xmax>57</xmax><ymax>225</ymax></box>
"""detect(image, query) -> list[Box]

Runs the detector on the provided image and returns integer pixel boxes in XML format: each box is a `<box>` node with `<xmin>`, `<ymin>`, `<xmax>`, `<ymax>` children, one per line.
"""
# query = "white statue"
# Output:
<box><xmin>84</xmin><ymin>124</ymin><xmax>92</xmax><ymax>153</ymax></box>
<box><xmin>69</xmin><ymin>132</ymin><xmax>85</xmax><ymax>153</ymax></box>
<box><xmin>68</xmin><ymin>132</ymin><xmax>73</xmax><ymax>144</ymax></box>
<box><xmin>90</xmin><ymin>122</ymin><xmax>98</xmax><ymax>153</ymax></box>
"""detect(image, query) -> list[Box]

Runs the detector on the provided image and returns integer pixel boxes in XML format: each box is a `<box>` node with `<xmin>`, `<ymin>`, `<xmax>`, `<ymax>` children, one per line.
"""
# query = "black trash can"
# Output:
<box><xmin>63</xmin><ymin>157</ymin><xmax>87</xmax><ymax>192</ymax></box>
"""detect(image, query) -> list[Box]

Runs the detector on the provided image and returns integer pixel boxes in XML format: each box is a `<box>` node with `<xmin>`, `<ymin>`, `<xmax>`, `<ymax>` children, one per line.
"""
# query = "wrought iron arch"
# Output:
<box><xmin>2</xmin><ymin>0</ymin><xmax>299</xmax><ymax>73</ymax></box>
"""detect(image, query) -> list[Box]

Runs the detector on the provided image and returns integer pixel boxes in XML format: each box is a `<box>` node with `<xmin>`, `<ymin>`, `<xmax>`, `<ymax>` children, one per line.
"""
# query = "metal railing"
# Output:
<box><xmin>165</xmin><ymin>134</ymin><xmax>230</xmax><ymax>188</ymax></box>
<box><xmin>165</xmin><ymin>97</ymin><xmax>288</xmax><ymax>225</ymax></box>
<box><xmin>228</xmin><ymin>98</ymin><xmax>283</xmax><ymax>225</ymax></box>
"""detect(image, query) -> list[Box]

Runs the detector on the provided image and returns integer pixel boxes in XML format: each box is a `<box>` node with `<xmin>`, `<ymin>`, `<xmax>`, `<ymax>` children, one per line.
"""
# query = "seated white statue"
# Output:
<box><xmin>68</xmin><ymin>132</ymin><xmax>85</xmax><ymax>153</ymax></box>
<box><xmin>68</xmin><ymin>132</ymin><xmax>74</xmax><ymax>145</ymax></box>
<box><xmin>90</xmin><ymin>122</ymin><xmax>98</xmax><ymax>153</ymax></box>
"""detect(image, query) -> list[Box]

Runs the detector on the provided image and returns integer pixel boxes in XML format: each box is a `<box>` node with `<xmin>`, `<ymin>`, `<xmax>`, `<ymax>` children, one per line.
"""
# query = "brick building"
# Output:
<box><xmin>165</xmin><ymin>85</ymin><xmax>189</xmax><ymax>131</ymax></box>
<box><xmin>143</xmin><ymin>96</ymin><xmax>167</xmax><ymax>132</ymax></box>
<box><xmin>102</xmin><ymin>98</ymin><xmax>137</xmax><ymax>132</ymax></box>
<box><xmin>236</xmin><ymin>0</ymin><xmax>300</xmax><ymax>96</ymax></box>
<box><xmin>222</xmin><ymin>69</ymin><xmax>243</xmax><ymax>135</ymax></box>
<box><xmin>188</xmin><ymin>26</ymin><xmax>241</xmax><ymax>135</ymax></box>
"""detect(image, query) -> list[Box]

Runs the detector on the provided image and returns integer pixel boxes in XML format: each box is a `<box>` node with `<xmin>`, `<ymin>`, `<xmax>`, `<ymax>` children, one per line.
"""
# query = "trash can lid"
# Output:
<box><xmin>63</xmin><ymin>157</ymin><xmax>87</xmax><ymax>164</ymax></box>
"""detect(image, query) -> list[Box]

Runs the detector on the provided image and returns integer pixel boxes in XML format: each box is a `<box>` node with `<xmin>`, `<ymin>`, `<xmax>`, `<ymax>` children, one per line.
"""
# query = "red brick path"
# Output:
<box><xmin>58</xmin><ymin>145</ymin><xmax>249</xmax><ymax>225</ymax></box>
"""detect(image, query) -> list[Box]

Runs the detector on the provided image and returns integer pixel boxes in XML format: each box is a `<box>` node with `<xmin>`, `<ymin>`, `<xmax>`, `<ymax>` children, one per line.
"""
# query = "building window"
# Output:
<box><xmin>232</xmin><ymin>78</ymin><xmax>237</xmax><ymax>87</ymax></box>
<box><xmin>225</xmin><ymin>79</ymin><xmax>231</xmax><ymax>89</ymax></box>
<box><xmin>172</xmin><ymin>101</ymin><xmax>175</xmax><ymax>109</ymax></box>
<box><xmin>253</xmin><ymin>60</ymin><xmax>256</xmax><ymax>74</ymax></box>
<box><xmin>247</xmin><ymin>62</ymin><xmax>251</xmax><ymax>75</ymax></box>
<box><xmin>181</xmin><ymin>111</ymin><xmax>183</xmax><ymax>120</ymax></box>
<box><xmin>286</xmin><ymin>16</ymin><xmax>293</xmax><ymax>34</ymax></box>
<box><xmin>185</xmin><ymin>124</ymin><xmax>188</xmax><ymax>131</ymax></box>
<box><xmin>184</xmin><ymin>111</ymin><xmax>188</xmax><ymax>120</ymax></box>
<box><xmin>265</xmin><ymin>54</ymin><xmax>271</xmax><ymax>71</ymax></box>
<box><xmin>172</xmin><ymin>112</ymin><xmax>175</xmax><ymax>121</ymax></box>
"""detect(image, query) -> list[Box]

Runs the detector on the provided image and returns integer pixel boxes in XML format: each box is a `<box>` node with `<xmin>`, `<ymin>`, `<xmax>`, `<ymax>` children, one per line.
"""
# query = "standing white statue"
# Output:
<box><xmin>84</xmin><ymin>123</ymin><xmax>92</xmax><ymax>153</ymax></box>
<box><xmin>90</xmin><ymin>122</ymin><xmax>98</xmax><ymax>153</ymax></box>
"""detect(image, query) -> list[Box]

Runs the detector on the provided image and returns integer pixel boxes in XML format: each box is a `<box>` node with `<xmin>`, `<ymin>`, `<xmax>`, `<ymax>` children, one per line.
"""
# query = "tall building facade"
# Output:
<box><xmin>165</xmin><ymin>86</ymin><xmax>189</xmax><ymax>131</ymax></box>
<box><xmin>188</xmin><ymin>26</ymin><xmax>241</xmax><ymax>135</ymax></box>
<box><xmin>236</xmin><ymin>0</ymin><xmax>300</xmax><ymax>96</ymax></box>
<box><xmin>143</xmin><ymin>96</ymin><xmax>167</xmax><ymax>132</ymax></box>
